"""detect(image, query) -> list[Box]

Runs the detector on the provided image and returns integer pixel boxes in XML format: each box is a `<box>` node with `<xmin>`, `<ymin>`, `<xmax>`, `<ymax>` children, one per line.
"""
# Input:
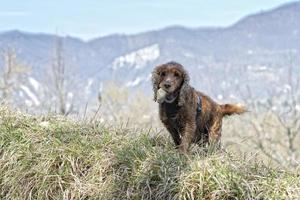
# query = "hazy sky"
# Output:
<box><xmin>0</xmin><ymin>0</ymin><xmax>293</xmax><ymax>40</ymax></box>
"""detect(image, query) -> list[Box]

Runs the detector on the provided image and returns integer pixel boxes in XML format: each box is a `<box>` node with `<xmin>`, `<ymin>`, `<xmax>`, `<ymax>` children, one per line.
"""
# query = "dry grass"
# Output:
<box><xmin>0</xmin><ymin>107</ymin><xmax>299</xmax><ymax>199</ymax></box>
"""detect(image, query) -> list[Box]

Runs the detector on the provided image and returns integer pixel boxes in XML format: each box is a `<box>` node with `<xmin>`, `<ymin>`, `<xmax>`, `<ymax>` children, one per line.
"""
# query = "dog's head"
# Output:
<box><xmin>151</xmin><ymin>62</ymin><xmax>190</xmax><ymax>105</ymax></box>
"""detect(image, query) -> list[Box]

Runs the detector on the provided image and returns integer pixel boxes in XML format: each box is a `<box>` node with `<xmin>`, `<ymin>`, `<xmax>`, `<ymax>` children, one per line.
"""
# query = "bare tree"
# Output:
<box><xmin>49</xmin><ymin>36</ymin><xmax>74</xmax><ymax>115</ymax></box>
<box><xmin>230</xmin><ymin>52</ymin><xmax>300</xmax><ymax>168</ymax></box>
<box><xmin>0</xmin><ymin>48</ymin><xmax>29</xmax><ymax>105</ymax></box>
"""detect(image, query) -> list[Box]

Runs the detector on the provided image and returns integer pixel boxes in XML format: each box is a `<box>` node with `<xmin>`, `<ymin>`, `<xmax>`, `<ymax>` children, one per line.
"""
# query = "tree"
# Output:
<box><xmin>49</xmin><ymin>36</ymin><xmax>74</xmax><ymax>115</ymax></box>
<box><xmin>229</xmin><ymin>52</ymin><xmax>300</xmax><ymax>168</ymax></box>
<box><xmin>0</xmin><ymin>48</ymin><xmax>29</xmax><ymax>105</ymax></box>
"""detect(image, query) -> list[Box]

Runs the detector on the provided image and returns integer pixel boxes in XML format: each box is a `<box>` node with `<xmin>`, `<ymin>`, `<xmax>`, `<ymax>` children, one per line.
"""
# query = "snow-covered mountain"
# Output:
<box><xmin>111</xmin><ymin>44</ymin><xmax>160</xmax><ymax>70</ymax></box>
<box><xmin>1</xmin><ymin>1</ymin><xmax>300</xmax><ymax>106</ymax></box>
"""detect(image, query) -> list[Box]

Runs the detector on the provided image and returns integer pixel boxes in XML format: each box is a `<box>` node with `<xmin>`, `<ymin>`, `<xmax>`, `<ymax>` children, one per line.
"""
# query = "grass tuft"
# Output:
<box><xmin>0</xmin><ymin>108</ymin><xmax>299</xmax><ymax>199</ymax></box>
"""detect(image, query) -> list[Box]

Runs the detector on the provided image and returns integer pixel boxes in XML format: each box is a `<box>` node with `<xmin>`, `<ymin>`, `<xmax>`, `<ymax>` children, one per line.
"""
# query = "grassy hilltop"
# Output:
<box><xmin>0</xmin><ymin>108</ymin><xmax>299</xmax><ymax>199</ymax></box>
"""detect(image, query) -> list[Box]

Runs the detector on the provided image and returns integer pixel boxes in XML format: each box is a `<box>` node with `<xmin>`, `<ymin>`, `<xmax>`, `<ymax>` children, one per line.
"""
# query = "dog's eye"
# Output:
<box><xmin>174</xmin><ymin>72</ymin><xmax>180</xmax><ymax>77</ymax></box>
<box><xmin>161</xmin><ymin>72</ymin><xmax>166</xmax><ymax>77</ymax></box>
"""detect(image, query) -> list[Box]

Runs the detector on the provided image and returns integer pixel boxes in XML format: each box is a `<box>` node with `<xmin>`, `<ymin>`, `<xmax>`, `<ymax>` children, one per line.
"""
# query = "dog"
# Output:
<box><xmin>152</xmin><ymin>61</ymin><xmax>246</xmax><ymax>153</ymax></box>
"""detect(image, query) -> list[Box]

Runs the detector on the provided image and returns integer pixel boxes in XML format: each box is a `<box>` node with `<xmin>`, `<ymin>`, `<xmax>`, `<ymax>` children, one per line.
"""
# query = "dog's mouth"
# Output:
<box><xmin>157</xmin><ymin>88</ymin><xmax>178</xmax><ymax>103</ymax></box>
<box><xmin>165</xmin><ymin>92</ymin><xmax>178</xmax><ymax>103</ymax></box>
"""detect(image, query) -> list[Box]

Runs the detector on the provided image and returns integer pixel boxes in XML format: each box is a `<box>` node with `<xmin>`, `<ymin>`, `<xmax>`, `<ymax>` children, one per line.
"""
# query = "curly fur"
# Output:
<box><xmin>177</xmin><ymin>68</ymin><xmax>190</xmax><ymax>106</ymax></box>
<box><xmin>151</xmin><ymin>66</ymin><xmax>161</xmax><ymax>102</ymax></box>
<box><xmin>151</xmin><ymin>61</ymin><xmax>247</xmax><ymax>153</ymax></box>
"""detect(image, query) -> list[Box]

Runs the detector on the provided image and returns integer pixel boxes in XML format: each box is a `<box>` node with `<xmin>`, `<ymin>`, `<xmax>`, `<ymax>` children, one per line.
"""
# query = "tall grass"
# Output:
<box><xmin>0</xmin><ymin>107</ymin><xmax>299</xmax><ymax>199</ymax></box>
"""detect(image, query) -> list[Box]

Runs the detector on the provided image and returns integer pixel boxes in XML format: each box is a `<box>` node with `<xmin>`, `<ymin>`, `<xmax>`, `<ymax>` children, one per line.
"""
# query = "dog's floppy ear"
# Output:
<box><xmin>178</xmin><ymin>67</ymin><xmax>190</xmax><ymax>106</ymax></box>
<box><xmin>151</xmin><ymin>65</ymin><xmax>164</xmax><ymax>102</ymax></box>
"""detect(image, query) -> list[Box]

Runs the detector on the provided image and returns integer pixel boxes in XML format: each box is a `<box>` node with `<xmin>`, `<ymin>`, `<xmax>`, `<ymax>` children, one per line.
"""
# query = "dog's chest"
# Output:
<box><xmin>160</xmin><ymin>102</ymin><xmax>183</xmax><ymax>126</ymax></box>
<box><xmin>165</xmin><ymin>103</ymin><xmax>178</xmax><ymax>118</ymax></box>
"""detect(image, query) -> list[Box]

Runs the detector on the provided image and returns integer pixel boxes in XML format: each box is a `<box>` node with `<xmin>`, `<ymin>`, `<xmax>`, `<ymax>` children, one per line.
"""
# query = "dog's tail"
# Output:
<box><xmin>220</xmin><ymin>103</ymin><xmax>247</xmax><ymax>116</ymax></box>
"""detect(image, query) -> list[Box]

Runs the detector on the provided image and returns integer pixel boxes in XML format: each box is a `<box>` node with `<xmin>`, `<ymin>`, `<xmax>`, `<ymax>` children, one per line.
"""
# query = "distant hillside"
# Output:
<box><xmin>1</xmin><ymin>1</ymin><xmax>300</xmax><ymax>106</ymax></box>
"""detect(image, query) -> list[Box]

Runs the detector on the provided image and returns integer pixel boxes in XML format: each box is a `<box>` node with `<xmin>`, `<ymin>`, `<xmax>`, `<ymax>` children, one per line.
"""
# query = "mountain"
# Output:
<box><xmin>1</xmin><ymin>1</ymin><xmax>300</xmax><ymax>108</ymax></box>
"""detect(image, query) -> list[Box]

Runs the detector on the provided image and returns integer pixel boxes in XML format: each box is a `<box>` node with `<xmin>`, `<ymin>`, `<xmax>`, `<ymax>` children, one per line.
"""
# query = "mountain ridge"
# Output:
<box><xmin>0</xmin><ymin>1</ymin><xmax>300</xmax><ymax>107</ymax></box>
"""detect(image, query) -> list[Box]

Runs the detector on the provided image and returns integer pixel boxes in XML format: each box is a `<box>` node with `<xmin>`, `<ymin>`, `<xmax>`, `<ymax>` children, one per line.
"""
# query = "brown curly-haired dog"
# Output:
<box><xmin>152</xmin><ymin>61</ymin><xmax>246</xmax><ymax>153</ymax></box>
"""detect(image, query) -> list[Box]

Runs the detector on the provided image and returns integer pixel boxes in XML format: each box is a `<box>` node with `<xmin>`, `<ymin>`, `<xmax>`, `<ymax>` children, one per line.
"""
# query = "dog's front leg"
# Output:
<box><xmin>179</xmin><ymin>121</ymin><xmax>196</xmax><ymax>153</ymax></box>
<box><xmin>163</xmin><ymin>122</ymin><xmax>181</xmax><ymax>147</ymax></box>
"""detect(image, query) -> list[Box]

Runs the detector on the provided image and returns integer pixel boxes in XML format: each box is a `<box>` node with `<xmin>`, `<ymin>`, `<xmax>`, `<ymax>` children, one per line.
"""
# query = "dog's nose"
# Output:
<box><xmin>164</xmin><ymin>83</ymin><xmax>171</xmax><ymax>89</ymax></box>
